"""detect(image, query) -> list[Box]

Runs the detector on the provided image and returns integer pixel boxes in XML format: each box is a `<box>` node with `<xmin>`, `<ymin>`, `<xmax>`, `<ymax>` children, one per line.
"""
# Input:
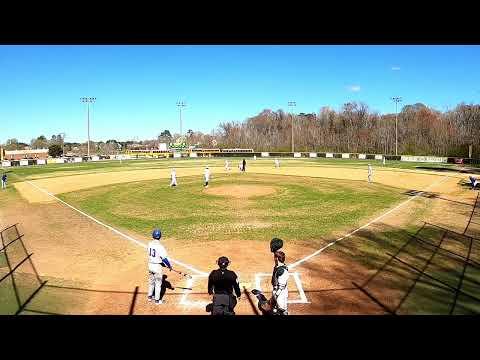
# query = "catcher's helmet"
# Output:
<box><xmin>152</xmin><ymin>228</ymin><xmax>162</xmax><ymax>240</ymax></box>
<box><xmin>217</xmin><ymin>256</ymin><xmax>230</xmax><ymax>269</ymax></box>
<box><xmin>270</xmin><ymin>238</ymin><xmax>284</xmax><ymax>253</ymax></box>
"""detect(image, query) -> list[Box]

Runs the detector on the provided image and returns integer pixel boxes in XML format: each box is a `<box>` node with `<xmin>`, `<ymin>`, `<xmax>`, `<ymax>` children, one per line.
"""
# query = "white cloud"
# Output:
<box><xmin>347</xmin><ymin>85</ymin><xmax>361</xmax><ymax>92</ymax></box>
<box><xmin>391</xmin><ymin>66</ymin><xmax>401</xmax><ymax>71</ymax></box>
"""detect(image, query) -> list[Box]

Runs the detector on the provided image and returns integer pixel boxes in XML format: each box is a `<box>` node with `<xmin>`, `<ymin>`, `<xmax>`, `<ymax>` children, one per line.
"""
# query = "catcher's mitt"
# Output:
<box><xmin>270</xmin><ymin>238</ymin><xmax>284</xmax><ymax>253</ymax></box>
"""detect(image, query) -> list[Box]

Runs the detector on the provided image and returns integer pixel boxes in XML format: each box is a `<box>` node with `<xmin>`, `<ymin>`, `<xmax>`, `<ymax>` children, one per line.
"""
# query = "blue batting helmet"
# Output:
<box><xmin>152</xmin><ymin>229</ymin><xmax>162</xmax><ymax>240</ymax></box>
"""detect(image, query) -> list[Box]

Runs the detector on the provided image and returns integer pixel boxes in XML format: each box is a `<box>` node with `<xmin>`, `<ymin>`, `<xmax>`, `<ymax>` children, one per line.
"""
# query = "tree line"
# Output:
<box><xmin>215</xmin><ymin>102</ymin><xmax>480</xmax><ymax>158</ymax></box>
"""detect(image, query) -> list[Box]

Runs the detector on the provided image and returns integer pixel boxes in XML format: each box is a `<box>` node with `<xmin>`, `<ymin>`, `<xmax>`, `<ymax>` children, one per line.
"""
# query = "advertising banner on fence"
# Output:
<box><xmin>401</xmin><ymin>155</ymin><xmax>448</xmax><ymax>163</ymax></box>
<box><xmin>2</xmin><ymin>161</ymin><xmax>11</xmax><ymax>167</ymax></box>
<box><xmin>37</xmin><ymin>159</ymin><xmax>46</xmax><ymax>165</ymax></box>
<box><xmin>359</xmin><ymin>154</ymin><xmax>366</xmax><ymax>159</ymax></box>
<box><xmin>342</xmin><ymin>153</ymin><xmax>350</xmax><ymax>159</ymax></box>
<box><xmin>375</xmin><ymin>154</ymin><xmax>383</xmax><ymax>160</ymax></box>
<box><xmin>261</xmin><ymin>152</ymin><xmax>269</xmax><ymax>157</ymax></box>
<box><xmin>20</xmin><ymin>160</ymin><xmax>29</xmax><ymax>166</ymax></box>
<box><xmin>189</xmin><ymin>152</ymin><xmax>198</xmax><ymax>158</ymax></box>
<box><xmin>294</xmin><ymin>152</ymin><xmax>302</xmax><ymax>158</ymax></box>
<box><xmin>173</xmin><ymin>153</ymin><xmax>182</xmax><ymax>158</ymax></box>
<box><xmin>309</xmin><ymin>153</ymin><xmax>317</xmax><ymax>158</ymax></box>
<box><xmin>74</xmin><ymin>157</ymin><xmax>82</xmax><ymax>163</ymax></box>
<box><xmin>326</xmin><ymin>153</ymin><xmax>333</xmax><ymax>158</ymax></box>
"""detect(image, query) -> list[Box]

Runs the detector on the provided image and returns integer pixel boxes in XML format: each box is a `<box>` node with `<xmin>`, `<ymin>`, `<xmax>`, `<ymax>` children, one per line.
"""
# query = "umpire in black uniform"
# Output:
<box><xmin>206</xmin><ymin>256</ymin><xmax>241</xmax><ymax>315</ymax></box>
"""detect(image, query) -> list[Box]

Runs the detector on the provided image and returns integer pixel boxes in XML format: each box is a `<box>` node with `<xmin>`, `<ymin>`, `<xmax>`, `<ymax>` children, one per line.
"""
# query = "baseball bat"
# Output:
<box><xmin>169</xmin><ymin>268</ymin><xmax>192</xmax><ymax>279</ymax></box>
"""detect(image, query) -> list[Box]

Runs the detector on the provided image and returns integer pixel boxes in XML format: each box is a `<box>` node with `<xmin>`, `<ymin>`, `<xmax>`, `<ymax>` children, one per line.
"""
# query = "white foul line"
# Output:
<box><xmin>21</xmin><ymin>178</ymin><xmax>208</xmax><ymax>276</ymax></box>
<box><xmin>289</xmin><ymin>176</ymin><xmax>450</xmax><ymax>269</ymax></box>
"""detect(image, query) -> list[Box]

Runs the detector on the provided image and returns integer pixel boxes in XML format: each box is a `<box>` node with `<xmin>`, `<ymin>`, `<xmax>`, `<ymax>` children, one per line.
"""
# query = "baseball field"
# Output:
<box><xmin>1</xmin><ymin>157</ymin><xmax>479</xmax><ymax>315</ymax></box>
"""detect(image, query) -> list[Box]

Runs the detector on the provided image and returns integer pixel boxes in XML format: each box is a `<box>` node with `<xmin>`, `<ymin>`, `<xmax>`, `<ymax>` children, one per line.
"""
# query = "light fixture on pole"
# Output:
<box><xmin>288</xmin><ymin>101</ymin><xmax>296</xmax><ymax>153</ymax></box>
<box><xmin>60</xmin><ymin>132</ymin><xmax>66</xmax><ymax>157</ymax></box>
<box><xmin>391</xmin><ymin>96</ymin><xmax>402</xmax><ymax>156</ymax></box>
<box><xmin>80</xmin><ymin>97</ymin><xmax>96</xmax><ymax>159</ymax></box>
<box><xmin>176</xmin><ymin>101</ymin><xmax>186</xmax><ymax>137</ymax></box>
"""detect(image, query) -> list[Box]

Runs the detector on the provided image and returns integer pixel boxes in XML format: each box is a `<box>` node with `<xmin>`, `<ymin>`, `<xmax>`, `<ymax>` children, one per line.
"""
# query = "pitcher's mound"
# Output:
<box><xmin>206</xmin><ymin>184</ymin><xmax>277</xmax><ymax>199</ymax></box>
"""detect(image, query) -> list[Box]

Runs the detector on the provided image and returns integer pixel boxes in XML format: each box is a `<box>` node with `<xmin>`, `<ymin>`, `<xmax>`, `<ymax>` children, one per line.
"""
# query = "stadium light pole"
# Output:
<box><xmin>60</xmin><ymin>132</ymin><xmax>66</xmax><ymax>157</ymax></box>
<box><xmin>80</xmin><ymin>97</ymin><xmax>96</xmax><ymax>158</ymax></box>
<box><xmin>176</xmin><ymin>101</ymin><xmax>186</xmax><ymax>137</ymax></box>
<box><xmin>391</xmin><ymin>97</ymin><xmax>402</xmax><ymax>156</ymax></box>
<box><xmin>288</xmin><ymin>101</ymin><xmax>296</xmax><ymax>153</ymax></box>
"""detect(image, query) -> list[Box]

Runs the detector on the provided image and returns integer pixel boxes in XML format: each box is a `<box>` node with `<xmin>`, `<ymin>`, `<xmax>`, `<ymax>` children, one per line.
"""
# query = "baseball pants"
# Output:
<box><xmin>148</xmin><ymin>270</ymin><xmax>163</xmax><ymax>301</ymax></box>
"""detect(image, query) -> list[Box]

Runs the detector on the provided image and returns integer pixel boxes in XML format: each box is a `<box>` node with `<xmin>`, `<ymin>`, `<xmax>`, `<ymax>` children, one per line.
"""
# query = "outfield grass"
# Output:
<box><xmin>59</xmin><ymin>173</ymin><xmax>405</xmax><ymax>245</ymax></box>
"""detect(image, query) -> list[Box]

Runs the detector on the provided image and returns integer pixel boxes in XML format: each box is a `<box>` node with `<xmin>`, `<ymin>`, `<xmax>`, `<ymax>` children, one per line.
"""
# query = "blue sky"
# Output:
<box><xmin>1</xmin><ymin>45</ymin><xmax>479</xmax><ymax>143</ymax></box>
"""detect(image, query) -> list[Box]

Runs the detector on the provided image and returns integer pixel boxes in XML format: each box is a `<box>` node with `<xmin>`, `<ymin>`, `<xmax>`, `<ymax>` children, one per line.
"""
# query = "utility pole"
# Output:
<box><xmin>391</xmin><ymin>97</ymin><xmax>402</xmax><ymax>156</ymax></box>
<box><xmin>176</xmin><ymin>101</ymin><xmax>186</xmax><ymax>137</ymax></box>
<box><xmin>80</xmin><ymin>97</ymin><xmax>96</xmax><ymax>158</ymax></box>
<box><xmin>288</xmin><ymin>101</ymin><xmax>296</xmax><ymax>153</ymax></box>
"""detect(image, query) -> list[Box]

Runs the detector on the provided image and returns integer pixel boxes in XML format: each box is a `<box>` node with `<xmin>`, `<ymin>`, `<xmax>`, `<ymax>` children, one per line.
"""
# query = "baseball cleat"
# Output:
<box><xmin>155</xmin><ymin>300</ymin><xmax>164</xmax><ymax>304</ymax></box>
<box><xmin>147</xmin><ymin>296</ymin><xmax>153</xmax><ymax>302</ymax></box>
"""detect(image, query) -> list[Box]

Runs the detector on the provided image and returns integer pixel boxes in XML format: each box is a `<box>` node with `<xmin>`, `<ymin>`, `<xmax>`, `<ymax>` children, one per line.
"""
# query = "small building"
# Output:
<box><xmin>4</xmin><ymin>149</ymin><xmax>49</xmax><ymax>161</ymax></box>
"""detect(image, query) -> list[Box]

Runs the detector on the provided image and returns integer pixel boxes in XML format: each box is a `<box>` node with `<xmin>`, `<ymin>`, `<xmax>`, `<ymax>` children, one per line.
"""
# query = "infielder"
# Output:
<box><xmin>383</xmin><ymin>156</ymin><xmax>386</xmax><ymax>166</ymax></box>
<box><xmin>224</xmin><ymin>160</ymin><xmax>230</xmax><ymax>171</ymax></box>
<box><xmin>271</xmin><ymin>250</ymin><xmax>289</xmax><ymax>315</ymax></box>
<box><xmin>368</xmin><ymin>164</ymin><xmax>373</xmax><ymax>183</ymax></box>
<box><xmin>204</xmin><ymin>165</ymin><xmax>211</xmax><ymax>188</ymax></box>
<box><xmin>274</xmin><ymin>158</ymin><xmax>280</xmax><ymax>168</ymax></box>
<box><xmin>1</xmin><ymin>173</ymin><xmax>6</xmax><ymax>189</ymax></box>
<box><xmin>170</xmin><ymin>168</ymin><xmax>177</xmax><ymax>187</ymax></box>
<box><xmin>147</xmin><ymin>228</ymin><xmax>173</xmax><ymax>304</ymax></box>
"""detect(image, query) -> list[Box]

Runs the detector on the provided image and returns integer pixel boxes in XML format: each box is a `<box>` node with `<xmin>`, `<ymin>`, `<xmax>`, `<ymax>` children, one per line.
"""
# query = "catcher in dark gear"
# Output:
<box><xmin>206</xmin><ymin>256</ymin><xmax>241</xmax><ymax>315</ymax></box>
<box><xmin>271</xmin><ymin>250</ymin><xmax>289</xmax><ymax>315</ymax></box>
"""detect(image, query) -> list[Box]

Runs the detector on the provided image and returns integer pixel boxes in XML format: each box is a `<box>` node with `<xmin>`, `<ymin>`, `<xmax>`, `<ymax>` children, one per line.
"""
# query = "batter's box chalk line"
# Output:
<box><xmin>254</xmin><ymin>272</ymin><xmax>309</xmax><ymax>304</ymax></box>
<box><xmin>179</xmin><ymin>272</ymin><xmax>310</xmax><ymax>308</ymax></box>
<box><xmin>179</xmin><ymin>274</ymin><xmax>210</xmax><ymax>308</ymax></box>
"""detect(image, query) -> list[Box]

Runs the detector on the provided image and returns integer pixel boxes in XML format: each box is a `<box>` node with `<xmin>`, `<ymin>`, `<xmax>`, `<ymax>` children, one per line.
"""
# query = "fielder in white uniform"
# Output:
<box><xmin>275</xmin><ymin>158</ymin><xmax>280</xmax><ymax>168</ymax></box>
<box><xmin>383</xmin><ymin>156</ymin><xmax>386</xmax><ymax>166</ymax></box>
<box><xmin>170</xmin><ymin>168</ymin><xmax>177</xmax><ymax>187</ymax></box>
<box><xmin>271</xmin><ymin>250</ymin><xmax>289</xmax><ymax>315</ymax></box>
<box><xmin>148</xmin><ymin>228</ymin><xmax>172</xmax><ymax>304</ymax></box>
<box><xmin>204</xmin><ymin>166</ymin><xmax>211</xmax><ymax>188</ymax></box>
<box><xmin>368</xmin><ymin>164</ymin><xmax>373</xmax><ymax>183</ymax></box>
<box><xmin>224</xmin><ymin>160</ymin><xmax>230</xmax><ymax>171</ymax></box>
